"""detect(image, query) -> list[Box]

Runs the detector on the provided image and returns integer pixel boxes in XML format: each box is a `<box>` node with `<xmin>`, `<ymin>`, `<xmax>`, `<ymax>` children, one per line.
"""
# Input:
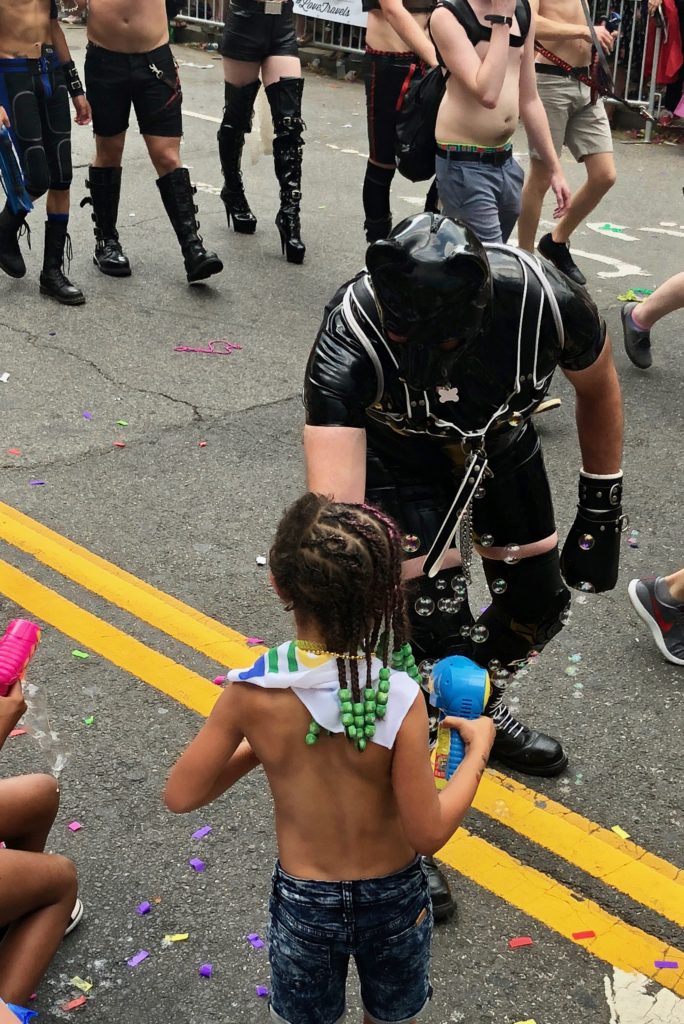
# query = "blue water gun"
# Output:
<box><xmin>0</xmin><ymin>127</ymin><xmax>33</xmax><ymax>216</ymax></box>
<box><xmin>431</xmin><ymin>656</ymin><xmax>491</xmax><ymax>788</ymax></box>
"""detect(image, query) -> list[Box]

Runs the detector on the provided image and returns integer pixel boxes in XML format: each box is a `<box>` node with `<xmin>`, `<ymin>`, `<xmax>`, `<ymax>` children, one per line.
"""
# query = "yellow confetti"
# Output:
<box><xmin>611</xmin><ymin>825</ymin><xmax>631</xmax><ymax>840</ymax></box>
<box><xmin>513</xmin><ymin>1020</ymin><xmax>537</xmax><ymax>1024</ymax></box>
<box><xmin>70</xmin><ymin>976</ymin><xmax>93</xmax><ymax>993</ymax></box>
<box><xmin>164</xmin><ymin>933</ymin><xmax>189</xmax><ymax>943</ymax></box>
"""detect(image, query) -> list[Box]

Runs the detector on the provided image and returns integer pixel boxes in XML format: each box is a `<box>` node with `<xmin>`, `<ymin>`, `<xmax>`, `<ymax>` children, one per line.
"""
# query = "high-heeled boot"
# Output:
<box><xmin>81</xmin><ymin>165</ymin><xmax>131</xmax><ymax>276</ymax></box>
<box><xmin>266</xmin><ymin>77</ymin><xmax>305</xmax><ymax>265</ymax></box>
<box><xmin>156</xmin><ymin>167</ymin><xmax>223</xmax><ymax>283</ymax></box>
<box><xmin>217</xmin><ymin>80</ymin><xmax>260</xmax><ymax>234</ymax></box>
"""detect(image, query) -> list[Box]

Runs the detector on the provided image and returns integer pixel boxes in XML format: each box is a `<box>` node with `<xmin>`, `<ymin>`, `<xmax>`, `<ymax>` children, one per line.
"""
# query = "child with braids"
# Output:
<box><xmin>165</xmin><ymin>493</ymin><xmax>494</xmax><ymax>1024</ymax></box>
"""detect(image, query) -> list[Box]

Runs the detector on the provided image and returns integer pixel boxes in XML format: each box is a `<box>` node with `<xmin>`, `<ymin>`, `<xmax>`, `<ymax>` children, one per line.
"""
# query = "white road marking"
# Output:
<box><xmin>184</xmin><ymin>110</ymin><xmax>222</xmax><ymax>124</ymax></box>
<box><xmin>195</xmin><ymin>182</ymin><xmax>222</xmax><ymax>196</ymax></box>
<box><xmin>587</xmin><ymin>222</ymin><xmax>640</xmax><ymax>242</ymax></box>
<box><xmin>399</xmin><ymin>196</ymin><xmax>426</xmax><ymax>206</ymax></box>
<box><xmin>571</xmin><ymin>249</ymin><xmax>651</xmax><ymax>279</ymax></box>
<box><xmin>640</xmin><ymin>226</ymin><xmax>684</xmax><ymax>239</ymax></box>
<box><xmin>605</xmin><ymin>969</ymin><xmax>684</xmax><ymax>1023</ymax></box>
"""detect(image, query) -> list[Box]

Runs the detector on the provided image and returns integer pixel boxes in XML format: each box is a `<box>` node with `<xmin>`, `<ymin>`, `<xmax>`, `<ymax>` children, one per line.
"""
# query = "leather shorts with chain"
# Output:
<box><xmin>85</xmin><ymin>42</ymin><xmax>182</xmax><ymax>138</ymax></box>
<box><xmin>220</xmin><ymin>0</ymin><xmax>299</xmax><ymax>62</ymax></box>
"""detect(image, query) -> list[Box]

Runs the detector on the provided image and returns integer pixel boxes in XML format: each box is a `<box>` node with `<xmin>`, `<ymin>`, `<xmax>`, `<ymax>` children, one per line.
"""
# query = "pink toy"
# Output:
<box><xmin>0</xmin><ymin>620</ymin><xmax>41</xmax><ymax>697</ymax></box>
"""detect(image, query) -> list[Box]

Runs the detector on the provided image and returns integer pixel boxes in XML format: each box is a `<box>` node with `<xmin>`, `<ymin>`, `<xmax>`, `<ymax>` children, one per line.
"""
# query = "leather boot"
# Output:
<box><xmin>39</xmin><ymin>220</ymin><xmax>85</xmax><ymax>305</ymax></box>
<box><xmin>0</xmin><ymin>204</ymin><xmax>29</xmax><ymax>278</ymax></box>
<box><xmin>82</xmin><ymin>166</ymin><xmax>131</xmax><ymax>277</ymax></box>
<box><xmin>156</xmin><ymin>167</ymin><xmax>223</xmax><ymax>283</ymax></box>
<box><xmin>266</xmin><ymin>77</ymin><xmax>305</xmax><ymax>264</ymax></box>
<box><xmin>364</xmin><ymin>215</ymin><xmax>392</xmax><ymax>243</ymax></box>
<box><xmin>487</xmin><ymin>683</ymin><xmax>568</xmax><ymax>777</ymax></box>
<box><xmin>423</xmin><ymin>856</ymin><xmax>456</xmax><ymax>923</ymax></box>
<box><xmin>218</xmin><ymin>80</ymin><xmax>260</xmax><ymax>234</ymax></box>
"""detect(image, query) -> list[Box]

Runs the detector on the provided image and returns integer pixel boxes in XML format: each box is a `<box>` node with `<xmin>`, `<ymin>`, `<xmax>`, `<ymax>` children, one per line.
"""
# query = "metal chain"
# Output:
<box><xmin>459</xmin><ymin>499</ymin><xmax>473</xmax><ymax>585</ymax></box>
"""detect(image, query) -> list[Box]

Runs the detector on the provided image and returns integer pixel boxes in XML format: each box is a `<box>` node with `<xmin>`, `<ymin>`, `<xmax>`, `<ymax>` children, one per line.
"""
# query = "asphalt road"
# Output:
<box><xmin>0</xmin><ymin>25</ymin><xmax>683</xmax><ymax>1024</ymax></box>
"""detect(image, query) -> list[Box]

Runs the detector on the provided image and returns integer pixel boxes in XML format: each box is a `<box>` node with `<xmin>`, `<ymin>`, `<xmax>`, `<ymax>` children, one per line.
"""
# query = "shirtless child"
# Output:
<box><xmin>76</xmin><ymin>0</ymin><xmax>223</xmax><ymax>284</ymax></box>
<box><xmin>430</xmin><ymin>0</ymin><xmax>570</xmax><ymax>243</ymax></box>
<box><xmin>516</xmin><ymin>0</ymin><xmax>616</xmax><ymax>284</ymax></box>
<box><xmin>0</xmin><ymin>0</ymin><xmax>90</xmax><ymax>304</ymax></box>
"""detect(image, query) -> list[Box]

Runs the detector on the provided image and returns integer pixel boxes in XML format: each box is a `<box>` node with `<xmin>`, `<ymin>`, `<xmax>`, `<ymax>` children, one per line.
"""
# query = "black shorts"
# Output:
<box><xmin>364</xmin><ymin>48</ymin><xmax>427</xmax><ymax>166</ymax></box>
<box><xmin>220</xmin><ymin>0</ymin><xmax>298</xmax><ymax>62</ymax></box>
<box><xmin>84</xmin><ymin>43</ymin><xmax>183</xmax><ymax>138</ymax></box>
<box><xmin>0</xmin><ymin>49</ymin><xmax>72</xmax><ymax>195</ymax></box>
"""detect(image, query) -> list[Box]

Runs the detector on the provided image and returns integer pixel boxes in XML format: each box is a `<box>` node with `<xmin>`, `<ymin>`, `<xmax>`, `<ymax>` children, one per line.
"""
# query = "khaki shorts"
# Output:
<box><xmin>529</xmin><ymin>73</ymin><xmax>613</xmax><ymax>162</ymax></box>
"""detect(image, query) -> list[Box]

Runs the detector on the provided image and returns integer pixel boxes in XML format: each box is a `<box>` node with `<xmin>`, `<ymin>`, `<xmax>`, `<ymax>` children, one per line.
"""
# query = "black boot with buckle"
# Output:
<box><xmin>488</xmin><ymin>682</ymin><xmax>568</xmax><ymax>777</ymax></box>
<box><xmin>218</xmin><ymin>80</ymin><xmax>260</xmax><ymax>234</ymax></box>
<box><xmin>82</xmin><ymin>166</ymin><xmax>131</xmax><ymax>277</ymax></box>
<box><xmin>266</xmin><ymin>77</ymin><xmax>306</xmax><ymax>264</ymax></box>
<box><xmin>156</xmin><ymin>167</ymin><xmax>223</xmax><ymax>283</ymax></box>
<box><xmin>0</xmin><ymin>204</ymin><xmax>30</xmax><ymax>279</ymax></box>
<box><xmin>39</xmin><ymin>219</ymin><xmax>85</xmax><ymax>305</ymax></box>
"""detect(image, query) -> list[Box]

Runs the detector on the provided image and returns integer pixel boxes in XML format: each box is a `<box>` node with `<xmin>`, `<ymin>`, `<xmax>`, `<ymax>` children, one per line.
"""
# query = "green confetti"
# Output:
<box><xmin>72</xmin><ymin>650</ymin><xmax>89</xmax><ymax>660</ymax></box>
<box><xmin>116</xmin><ymin>420</ymin><xmax>128</xmax><ymax>426</ymax></box>
<box><xmin>83</xmin><ymin>716</ymin><xmax>94</xmax><ymax>726</ymax></box>
<box><xmin>598</xmin><ymin>223</ymin><xmax>625</xmax><ymax>233</ymax></box>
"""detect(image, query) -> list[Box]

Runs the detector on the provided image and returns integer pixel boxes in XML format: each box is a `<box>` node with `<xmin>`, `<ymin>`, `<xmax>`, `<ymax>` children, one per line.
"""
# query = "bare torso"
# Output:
<box><xmin>435</xmin><ymin>0</ymin><xmax>523</xmax><ymax>146</ymax></box>
<box><xmin>86</xmin><ymin>0</ymin><xmax>168</xmax><ymax>53</ymax></box>
<box><xmin>535</xmin><ymin>0</ymin><xmax>591</xmax><ymax>66</ymax></box>
<box><xmin>234</xmin><ymin>682</ymin><xmax>417</xmax><ymax>881</ymax></box>
<box><xmin>0</xmin><ymin>0</ymin><xmax>51</xmax><ymax>59</ymax></box>
<box><xmin>365</xmin><ymin>9</ymin><xmax>430</xmax><ymax>54</ymax></box>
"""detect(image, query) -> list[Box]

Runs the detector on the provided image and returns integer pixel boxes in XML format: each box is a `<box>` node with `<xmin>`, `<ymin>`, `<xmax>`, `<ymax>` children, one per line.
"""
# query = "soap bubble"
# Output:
<box><xmin>471</xmin><ymin>625</ymin><xmax>489</xmax><ymax>643</ymax></box>
<box><xmin>491</xmin><ymin>578</ymin><xmax>507</xmax><ymax>595</ymax></box>
<box><xmin>418</xmin><ymin>659</ymin><xmax>437</xmax><ymax>689</ymax></box>
<box><xmin>492</xmin><ymin>668</ymin><xmax>511</xmax><ymax>683</ymax></box>
<box><xmin>488</xmin><ymin>659</ymin><xmax>502</xmax><ymax>672</ymax></box>
<box><xmin>451</xmin><ymin>577</ymin><xmax>467</xmax><ymax>598</ymax></box>
<box><xmin>560</xmin><ymin>607</ymin><xmax>573</xmax><ymax>625</ymax></box>
<box><xmin>578</xmin><ymin>534</ymin><xmax>594</xmax><ymax>551</ymax></box>
<box><xmin>577</xmin><ymin>581</ymin><xmax>596</xmax><ymax>593</ymax></box>
<box><xmin>564</xmin><ymin>666</ymin><xmax>579</xmax><ymax>677</ymax></box>
<box><xmin>503</xmin><ymin>544</ymin><xmax>521</xmax><ymax>564</ymax></box>
<box><xmin>402</xmin><ymin>534</ymin><xmax>420</xmax><ymax>554</ymax></box>
<box><xmin>508</xmin><ymin>411</ymin><xmax>523</xmax><ymax>427</ymax></box>
<box><xmin>568</xmin><ymin>653</ymin><xmax>582</xmax><ymax>664</ymax></box>
<box><xmin>414</xmin><ymin>596</ymin><xmax>435</xmax><ymax>617</ymax></box>
<box><xmin>480</xmin><ymin>533</ymin><xmax>494</xmax><ymax>547</ymax></box>
<box><xmin>435</xmin><ymin>577</ymin><xmax>448</xmax><ymax>591</ymax></box>
<box><xmin>459</xmin><ymin>625</ymin><xmax>472</xmax><ymax>638</ymax></box>
<box><xmin>437</xmin><ymin>597</ymin><xmax>459</xmax><ymax>614</ymax></box>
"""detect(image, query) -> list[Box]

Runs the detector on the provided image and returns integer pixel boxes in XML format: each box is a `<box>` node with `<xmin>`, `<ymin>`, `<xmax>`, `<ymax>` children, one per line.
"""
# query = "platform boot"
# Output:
<box><xmin>39</xmin><ymin>219</ymin><xmax>85</xmax><ymax>305</ymax></box>
<box><xmin>266</xmin><ymin>76</ymin><xmax>305</xmax><ymax>264</ymax></box>
<box><xmin>217</xmin><ymin>80</ymin><xmax>260</xmax><ymax>234</ymax></box>
<box><xmin>82</xmin><ymin>166</ymin><xmax>131</xmax><ymax>277</ymax></box>
<box><xmin>156</xmin><ymin>167</ymin><xmax>223</xmax><ymax>283</ymax></box>
<box><xmin>487</xmin><ymin>679</ymin><xmax>568</xmax><ymax>777</ymax></box>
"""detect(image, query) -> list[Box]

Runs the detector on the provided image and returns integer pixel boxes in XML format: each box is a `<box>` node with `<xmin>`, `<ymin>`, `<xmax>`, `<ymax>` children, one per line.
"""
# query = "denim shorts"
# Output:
<box><xmin>268</xmin><ymin>858</ymin><xmax>433</xmax><ymax>1024</ymax></box>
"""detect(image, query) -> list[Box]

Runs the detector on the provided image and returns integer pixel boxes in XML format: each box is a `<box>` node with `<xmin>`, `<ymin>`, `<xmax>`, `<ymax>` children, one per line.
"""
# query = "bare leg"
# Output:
<box><xmin>0</xmin><ymin>774</ymin><xmax>60</xmax><ymax>853</ymax></box>
<box><xmin>664</xmin><ymin>568</ymin><xmax>684</xmax><ymax>602</ymax></box>
<box><xmin>143</xmin><ymin>135</ymin><xmax>182</xmax><ymax>177</ymax></box>
<box><xmin>517</xmin><ymin>157</ymin><xmax>551</xmax><ymax>251</ymax></box>
<box><xmin>632</xmin><ymin>271</ymin><xmax>684</xmax><ymax>330</ymax></box>
<box><xmin>0</xmin><ymin>850</ymin><xmax>77</xmax><ymax>1005</ymax></box>
<box><xmin>261</xmin><ymin>54</ymin><xmax>302</xmax><ymax>87</ymax></box>
<box><xmin>551</xmin><ymin>151</ymin><xmax>616</xmax><ymax>244</ymax></box>
<box><xmin>222</xmin><ymin>56</ymin><xmax>262</xmax><ymax>87</ymax></box>
<box><xmin>93</xmin><ymin>132</ymin><xmax>126</xmax><ymax>169</ymax></box>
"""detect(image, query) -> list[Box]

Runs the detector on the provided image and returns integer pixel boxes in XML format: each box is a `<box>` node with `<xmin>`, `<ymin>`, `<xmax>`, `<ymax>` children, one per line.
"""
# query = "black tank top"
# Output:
<box><xmin>433</xmin><ymin>0</ymin><xmax>531</xmax><ymax>49</ymax></box>
<box><xmin>363</xmin><ymin>0</ymin><xmax>436</xmax><ymax>15</ymax></box>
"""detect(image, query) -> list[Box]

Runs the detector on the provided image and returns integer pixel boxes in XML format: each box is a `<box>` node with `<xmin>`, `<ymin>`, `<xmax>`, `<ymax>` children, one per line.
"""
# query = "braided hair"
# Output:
<box><xmin>269</xmin><ymin>494</ymin><xmax>410</xmax><ymax>703</ymax></box>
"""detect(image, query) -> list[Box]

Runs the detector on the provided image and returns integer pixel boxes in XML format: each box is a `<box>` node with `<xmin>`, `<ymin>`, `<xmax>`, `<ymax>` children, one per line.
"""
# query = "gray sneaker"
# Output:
<box><xmin>621</xmin><ymin>301</ymin><xmax>652</xmax><ymax>369</ymax></box>
<box><xmin>628</xmin><ymin>577</ymin><xmax>684</xmax><ymax>665</ymax></box>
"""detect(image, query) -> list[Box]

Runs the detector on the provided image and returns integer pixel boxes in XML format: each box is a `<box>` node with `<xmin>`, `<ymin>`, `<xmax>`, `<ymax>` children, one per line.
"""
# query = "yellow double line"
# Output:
<box><xmin>1</xmin><ymin>500</ymin><xmax>683</xmax><ymax>995</ymax></box>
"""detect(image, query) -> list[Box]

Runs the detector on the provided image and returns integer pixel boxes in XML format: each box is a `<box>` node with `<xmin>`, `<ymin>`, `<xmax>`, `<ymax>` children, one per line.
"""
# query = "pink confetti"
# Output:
<box><xmin>256</xmin><ymin>986</ymin><xmax>269</xmax><ymax>997</ymax></box>
<box><xmin>247</xmin><ymin>933</ymin><xmax>264</xmax><ymax>949</ymax></box>
<box><xmin>508</xmin><ymin>936</ymin><xmax>533</xmax><ymax>949</ymax></box>
<box><xmin>7</xmin><ymin>448</ymin><xmax>21</xmax><ymax>456</ymax></box>
<box><xmin>247</xmin><ymin>637</ymin><xmax>265</xmax><ymax>646</ymax></box>
<box><xmin>192</xmin><ymin>826</ymin><xmax>212</xmax><ymax>840</ymax></box>
<box><xmin>189</xmin><ymin>857</ymin><xmax>205</xmax><ymax>872</ymax></box>
<box><xmin>199</xmin><ymin>964</ymin><xmax>213</xmax><ymax>978</ymax></box>
<box><xmin>68</xmin><ymin>821</ymin><xmax>83</xmax><ymax>832</ymax></box>
<box><xmin>63</xmin><ymin>996</ymin><xmax>87</xmax><ymax>1010</ymax></box>
<box><xmin>212</xmin><ymin>675</ymin><xmax>225</xmax><ymax>686</ymax></box>
<box><xmin>198</xmin><ymin>441</ymin><xmax>207</xmax><ymax>447</ymax></box>
<box><xmin>572</xmin><ymin>930</ymin><xmax>596</xmax><ymax>940</ymax></box>
<box><xmin>113</xmin><ymin>441</ymin><xmax>126</xmax><ymax>449</ymax></box>
<box><xmin>9</xmin><ymin>728</ymin><xmax>27</xmax><ymax>737</ymax></box>
<box><xmin>127</xmin><ymin>950</ymin><xmax>149</xmax><ymax>968</ymax></box>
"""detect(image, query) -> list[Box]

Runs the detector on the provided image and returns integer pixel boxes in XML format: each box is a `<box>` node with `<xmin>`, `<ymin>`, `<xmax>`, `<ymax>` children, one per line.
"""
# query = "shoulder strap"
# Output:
<box><xmin>434</xmin><ymin>0</ymin><xmax>489</xmax><ymax>45</ymax></box>
<box><xmin>342</xmin><ymin>277</ymin><xmax>386</xmax><ymax>405</ymax></box>
<box><xmin>516</xmin><ymin>0</ymin><xmax>531</xmax><ymax>40</ymax></box>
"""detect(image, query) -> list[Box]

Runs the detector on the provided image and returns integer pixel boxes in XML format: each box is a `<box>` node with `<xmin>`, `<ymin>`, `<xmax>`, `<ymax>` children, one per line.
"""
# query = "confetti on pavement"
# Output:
<box><xmin>69</xmin><ymin>978</ymin><xmax>92</xmax><ymax>994</ymax></box>
<box><xmin>508</xmin><ymin>937</ymin><xmax>534</xmax><ymax>949</ymax></box>
<box><xmin>611</xmin><ymin>825</ymin><xmax>631</xmax><ymax>840</ymax></box>
<box><xmin>68</xmin><ymin>822</ymin><xmax>83</xmax><ymax>832</ymax></box>
<box><xmin>136</xmin><ymin>902</ymin><xmax>152</xmax><ymax>915</ymax></box>
<box><xmin>247</xmin><ymin>933</ymin><xmax>265</xmax><ymax>950</ymax></box>
<box><xmin>192</xmin><ymin>826</ymin><xmax>212</xmax><ymax>840</ymax></box>
<box><xmin>127</xmin><ymin>950</ymin><xmax>150</xmax><ymax>967</ymax></box>
<box><xmin>189</xmin><ymin>858</ymin><xmax>205</xmax><ymax>872</ymax></box>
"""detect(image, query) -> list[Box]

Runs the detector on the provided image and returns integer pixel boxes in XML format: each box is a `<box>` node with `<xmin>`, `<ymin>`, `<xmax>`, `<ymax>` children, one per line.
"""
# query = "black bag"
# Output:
<box><xmin>395</xmin><ymin>64</ymin><xmax>449</xmax><ymax>182</ymax></box>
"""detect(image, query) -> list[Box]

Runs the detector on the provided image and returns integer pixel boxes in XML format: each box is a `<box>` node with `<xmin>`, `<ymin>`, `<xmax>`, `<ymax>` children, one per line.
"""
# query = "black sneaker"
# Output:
<box><xmin>621</xmin><ymin>301</ymin><xmax>652</xmax><ymax>369</ymax></box>
<box><xmin>628</xmin><ymin>577</ymin><xmax>684</xmax><ymax>665</ymax></box>
<box><xmin>538</xmin><ymin>233</ymin><xmax>587</xmax><ymax>286</ymax></box>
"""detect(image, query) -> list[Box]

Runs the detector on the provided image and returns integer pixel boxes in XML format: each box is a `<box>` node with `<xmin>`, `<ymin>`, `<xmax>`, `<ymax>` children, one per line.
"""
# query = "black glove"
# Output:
<box><xmin>166</xmin><ymin>0</ymin><xmax>185</xmax><ymax>18</ymax></box>
<box><xmin>560</xmin><ymin>471</ymin><xmax>626</xmax><ymax>593</ymax></box>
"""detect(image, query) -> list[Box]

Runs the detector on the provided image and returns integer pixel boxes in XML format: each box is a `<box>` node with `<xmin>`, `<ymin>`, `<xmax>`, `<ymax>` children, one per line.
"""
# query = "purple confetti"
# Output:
<box><xmin>247</xmin><ymin>933</ymin><xmax>264</xmax><ymax>950</ymax></box>
<box><xmin>127</xmin><ymin>950</ymin><xmax>150</xmax><ymax>967</ymax></box>
<box><xmin>83</xmin><ymin>411</ymin><xmax>93</xmax><ymax>420</ymax></box>
<box><xmin>189</xmin><ymin>857</ymin><xmax>205</xmax><ymax>873</ymax></box>
<box><xmin>29</xmin><ymin>480</ymin><xmax>46</xmax><ymax>486</ymax></box>
<box><xmin>654</xmin><ymin>960</ymin><xmax>679</xmax><ymax>969</ymax></box>
<box><xmin>192</xmin><ymin>826</ymin><xmax>212</xmax><ymax>840</ymax></box>
<box><xmin>255</xmin><ymin>986</ymin><xmax>269</xmax><ymax>998</ymax></box>
<box><xmin>136</xmin><ymin>901</ymin><xmax>151</xmax><ymax>915</ymax></box>
<box><xmin>199</xmin><ymin>964</ymin><xmax>213</xmax><ymax>978</ymax></box>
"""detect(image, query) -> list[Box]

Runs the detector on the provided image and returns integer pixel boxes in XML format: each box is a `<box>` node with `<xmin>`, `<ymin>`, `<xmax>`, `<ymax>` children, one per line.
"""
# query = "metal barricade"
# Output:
<box><xmin>309</xmin><ymin>17</ymin><xmax>366</xmax><ymax>52</ymax></box>
<box><xmin>179</xmin><ymin>0</ymin><xmax>225</xmax><ymax>26</ymax></box>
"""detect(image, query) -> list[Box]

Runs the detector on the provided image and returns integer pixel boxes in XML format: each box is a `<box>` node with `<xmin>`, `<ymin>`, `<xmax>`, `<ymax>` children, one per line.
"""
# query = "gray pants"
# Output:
<box><xmin>435</xmin><ymin>152</ymin><xmax>524</xmax><ymax>243</ymax></box>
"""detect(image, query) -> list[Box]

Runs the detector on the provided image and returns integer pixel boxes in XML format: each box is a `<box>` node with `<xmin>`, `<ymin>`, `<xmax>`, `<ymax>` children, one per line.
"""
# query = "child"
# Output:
<box><xmin>0</xmin><ymin>679</ymin><xmax>81</xmax><ymax>1023</ymax></box>
<box><xmin>165</xmin><ymin>494</ymin><xmax>495</xmax><ymax>1024</ymax></box>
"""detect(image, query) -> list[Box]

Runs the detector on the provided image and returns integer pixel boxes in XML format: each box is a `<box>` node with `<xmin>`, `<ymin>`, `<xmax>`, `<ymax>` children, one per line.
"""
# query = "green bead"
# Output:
<box><xmin>354</xmin><ymin>715</ymin><xmax>365</xmax><ymax>728</ymax></box>
<box><xmin>378</xmin><ymin>667</ymin><xmax>391</xmax><ymax>681</ymax></box>
<box><xmin>405</xmin><ymin>656</ymin><xmax>416</xmax><ymax>669</ymax></box>
<box><xmin>339</xmin><ymin>689</ymin><xmax>351</xmax><ymax>702</ymax></box>
<box><xmin>378</xmin><ymin>679</ymin><xmax>390</xmax><ymax>693</ymax></box>
<box><xmin>308</xmin><ymin>722</ymin><xmax>320</xmax><ymax>735</ymax></box>
<box><xmin>364</xmin><ymin>704</ymin><xmax>375</xmax><ymax>718</ymax></box>
<box><xmin>364</xmin><ymin>724</ymin><xmax>375</xmax><ymax>737</ymax></box>
<box><xmin>364</xmin><ymin>687</ymin><xmax>375</xmax><ymax>699</ymax></box>
<box><xmin>341</xmin><ymin>701</ymin><xmax>353</xmax><ymax>715</ymax></box>
<box><xmin>365</xmin><ymin>713</ymin><xmax>376</xmax><ymax>724</ymax></box>
<box><xmin>376</xmin><ymin>705</ymin><xmax>387</xmax><ymax>718</ymax></box>
<box><xmin>305</xmin><ymin>732</ymin><xmax>318</xmax><ymax>745</ymax></box>
<box><xmin>341</xmin><ymin>713</ymin><xmax>353</xmax><ymax>727</ymax></box>
<box><xmin>391</xmin><ymin>656</ymin><xmax>403</xmax><ymax>669</ymax></box>
<box><xmin>377</xmin><ymin>691</ymin><xmax>389</xmax><ymax>706</ymax></box>
<box><xmin>347</xmin><ymin>724</ymin><xmax>357</xmax><ymax>739</ymax></box>
<box><xmin>401</xmin><ymin>643</ymin><xmax>412</xmax><ymax>657</ymax></box>
<box><xmin>353</xmin><ymin>702</ymin><xmax>364</xmax><ymax>716</ymax></box>
<box><xmin>357</xmin><ymin>737</ymin><xmax>367</xmax><ymax>751</ymax></box>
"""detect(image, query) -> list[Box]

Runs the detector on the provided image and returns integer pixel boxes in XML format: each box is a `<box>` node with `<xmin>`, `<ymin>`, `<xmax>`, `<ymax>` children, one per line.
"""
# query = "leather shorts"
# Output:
<box><xmin>220</xmin><ymin>0</ymin><xmax>299</xmax><ymax>62</ymax></box>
